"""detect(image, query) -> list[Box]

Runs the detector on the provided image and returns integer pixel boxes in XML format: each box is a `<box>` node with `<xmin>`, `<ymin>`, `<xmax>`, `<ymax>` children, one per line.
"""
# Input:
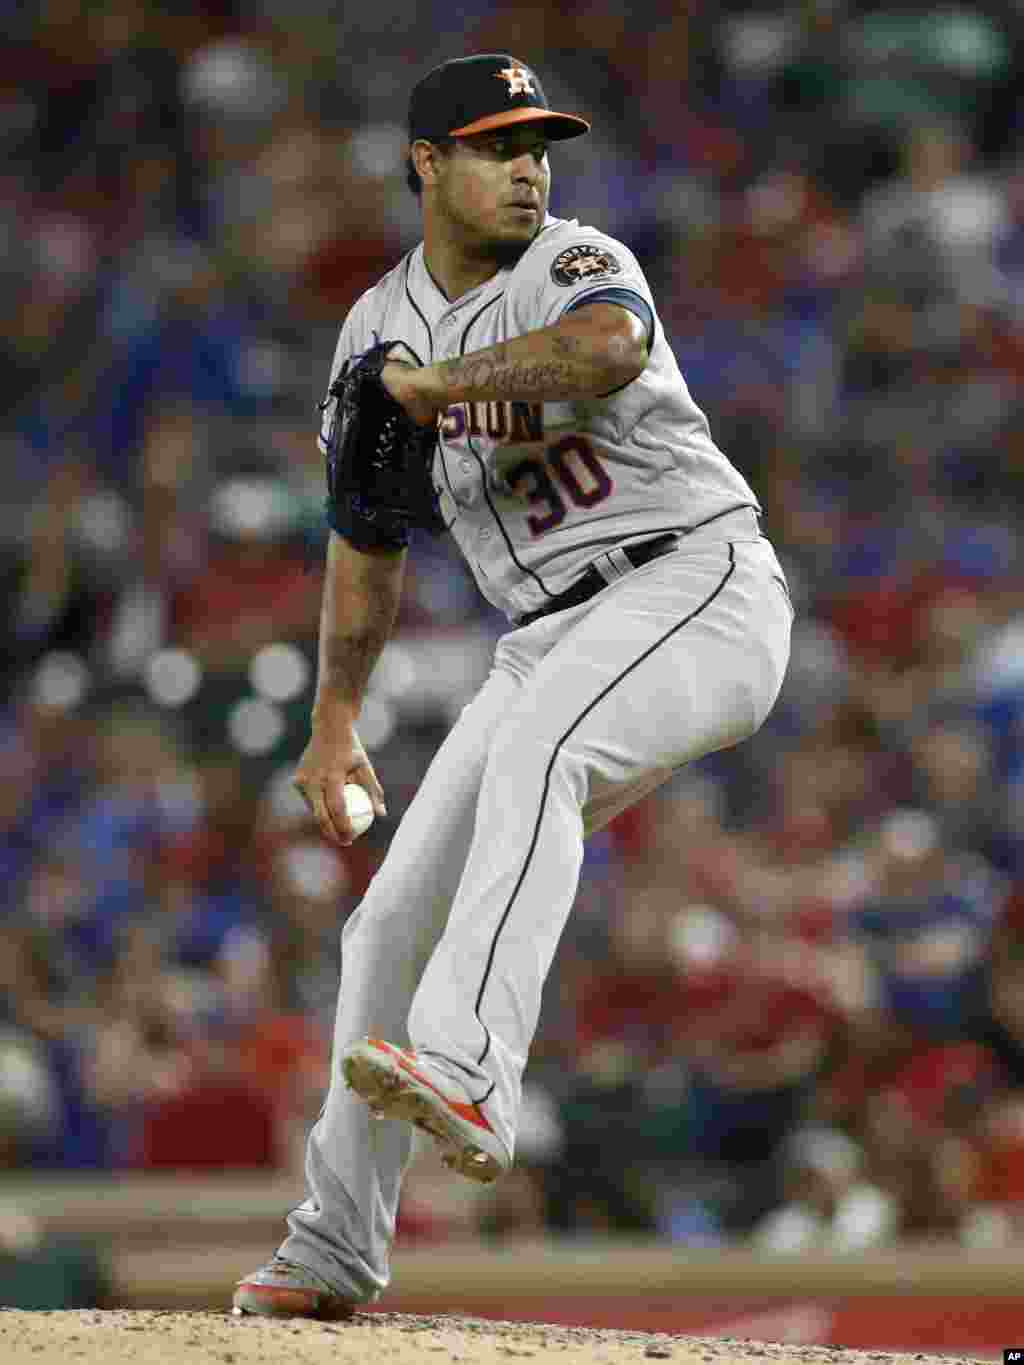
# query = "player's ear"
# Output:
<box><xmin>411</xmin><ymin>138</ymin><xmax>451</xmax><ymax>191</ymax></box>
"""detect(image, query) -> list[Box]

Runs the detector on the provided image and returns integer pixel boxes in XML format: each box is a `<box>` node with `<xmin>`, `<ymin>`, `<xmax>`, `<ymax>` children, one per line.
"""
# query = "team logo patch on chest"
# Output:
<box><xmin>550</xmin><ymin>243</ymin><xmax>622</xmax><ymax>287</ymax></box>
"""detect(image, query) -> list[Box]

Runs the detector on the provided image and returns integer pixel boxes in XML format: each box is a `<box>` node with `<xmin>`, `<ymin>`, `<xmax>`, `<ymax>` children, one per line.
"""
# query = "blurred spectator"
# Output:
<box><xmin>152</xmin><ymin>750</ymin><xmax>268</xmax><ymax>967</ymax></box>
<box><xmin>551</xmin><ymin>885</ymin><xmax>694</xmax><ymax>1235</ymax></box>
<box><xmin>168</xmin><ymin>467</ymin><xmax>320</xmax><ymax>698</ymax></box>
<box><xmin>751</xmin><ymin>1124</ymin><xmax>898</xmax><ymax>1254</ymax></box>
<box><xmin>845</xmin><ymin>809</ymin><xmax>999</xmax><ymax>1045</ymax></box>
<box><xmin>954</xmin><ymin>1087</ymin><xmax>1024</xmax><ymax>1246</ymax></box>
<box><xmin>859</xmin><ymin>1040</ymin><xmax>1004</xmax><ymax>1238</ymax></box>
<box><xmin>655</xmin><ymin>922</ymin><xmax>840</xmax><ymax>1245</ymax></box>
<box><xmin>861</xmin><ymin>122</ymin><xmax>1007</xmax><ymax>287</ymax></box>
<box><xmin>0</xmin><ymin>461</ymin><xmax>108</xmax><ymax>701</ymax></box>
<box><xmin>0</xmin><ymin>1025</ymin><xmax>111</xmax><ymax>1307</ymax></box>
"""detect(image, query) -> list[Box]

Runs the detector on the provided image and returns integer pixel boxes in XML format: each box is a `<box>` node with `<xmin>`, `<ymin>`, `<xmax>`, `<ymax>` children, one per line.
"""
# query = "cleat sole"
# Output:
<box><xmin>342</xmin><ymin>1052</ymin><xmax>503</xmax><ymax>1184</ymax></box>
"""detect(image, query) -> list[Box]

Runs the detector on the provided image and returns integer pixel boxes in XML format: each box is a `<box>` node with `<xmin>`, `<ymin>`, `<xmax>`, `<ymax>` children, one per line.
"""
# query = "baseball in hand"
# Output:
<box><xmin>343</xmin><ymin>783</ymin><xmax>375</xmax><ymax>837</ymax></box>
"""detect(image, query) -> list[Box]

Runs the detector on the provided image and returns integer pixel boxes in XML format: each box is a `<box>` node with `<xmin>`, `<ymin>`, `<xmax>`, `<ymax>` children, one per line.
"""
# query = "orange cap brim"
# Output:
<box><xmin>449</xmin><ymin>106</ymin><xmax>590</xmax><ymax>140</ymax></box>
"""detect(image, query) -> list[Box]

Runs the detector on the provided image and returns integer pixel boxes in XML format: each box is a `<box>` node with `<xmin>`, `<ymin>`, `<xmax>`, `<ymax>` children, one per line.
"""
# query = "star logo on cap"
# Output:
<box><xmin>497</xmin><ymin>65</ymin><xmax>535</xmax><ymax>98</ymax></box>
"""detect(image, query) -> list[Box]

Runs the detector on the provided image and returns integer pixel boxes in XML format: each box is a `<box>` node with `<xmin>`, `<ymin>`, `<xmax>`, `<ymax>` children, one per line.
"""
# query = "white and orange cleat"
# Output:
<box><xmin>232</xmin><ymin>1257</ymin><xmax>356</xmax><ymax>1320</ymax></box>
<box><xmin>341</xmin><ymin>1036</ymin><xmax>511</xmax><ymax>1184</ymax></box>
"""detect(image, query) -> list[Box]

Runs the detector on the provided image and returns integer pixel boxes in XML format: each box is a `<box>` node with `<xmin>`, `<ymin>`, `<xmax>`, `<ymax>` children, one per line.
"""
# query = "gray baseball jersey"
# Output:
<box><xmin>318</xmin><ymin>215</ymin><xmax>760</xmax><ymax>621</ymax></box>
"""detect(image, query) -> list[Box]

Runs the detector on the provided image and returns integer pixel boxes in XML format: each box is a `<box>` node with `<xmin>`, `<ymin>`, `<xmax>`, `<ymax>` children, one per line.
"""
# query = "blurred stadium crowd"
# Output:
<box><xmin>3</xmin><ymin>0</ymin><xmax>1024</xmax><ymax>1271</ymax></box>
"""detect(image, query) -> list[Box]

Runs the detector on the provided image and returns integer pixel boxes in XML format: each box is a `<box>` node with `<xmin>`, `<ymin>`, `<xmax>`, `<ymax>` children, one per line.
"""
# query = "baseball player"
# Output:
<box><xmin>234</xmin><ymin>54</ymin><xmax>793</xmax><ymax>1319</ymax></box>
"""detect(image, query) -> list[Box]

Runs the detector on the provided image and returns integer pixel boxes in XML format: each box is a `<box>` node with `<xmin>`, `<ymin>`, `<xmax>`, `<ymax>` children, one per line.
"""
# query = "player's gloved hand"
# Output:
<box><xmin>293</xmin><ymin>708</ymin><xmax>386</xmax><ymax>848</ymax></box>
<box><xmin>322</xmin><ymin>337</ymin><xmax>445</xmax><ymax>545</ymax></box>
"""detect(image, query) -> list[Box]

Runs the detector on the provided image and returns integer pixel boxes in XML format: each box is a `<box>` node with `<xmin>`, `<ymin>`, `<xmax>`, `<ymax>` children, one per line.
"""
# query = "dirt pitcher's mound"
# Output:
<box><xmin>0</xmin><ymin>1310</ymin><xmax>989</xmax><ymax>1365</ymax></box>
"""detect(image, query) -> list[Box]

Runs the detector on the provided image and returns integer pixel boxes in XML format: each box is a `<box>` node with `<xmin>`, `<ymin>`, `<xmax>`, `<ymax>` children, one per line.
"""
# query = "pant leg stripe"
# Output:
<box><xmin>472</xmin><ymin>544</ymin><xmax>737</xmax><ymax>1070</ymax></box>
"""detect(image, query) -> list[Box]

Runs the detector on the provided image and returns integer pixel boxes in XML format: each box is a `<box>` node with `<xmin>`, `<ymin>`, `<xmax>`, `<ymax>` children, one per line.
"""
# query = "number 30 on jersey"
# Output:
<box><xmin>507</xmin><ymin>436</ymin><xmax>614</xmax><ymax>535</ymax></box>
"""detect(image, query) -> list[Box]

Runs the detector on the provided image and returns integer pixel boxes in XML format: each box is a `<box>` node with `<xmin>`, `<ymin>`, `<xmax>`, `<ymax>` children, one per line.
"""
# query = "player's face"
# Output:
<box><xmin>436</xmin><ymin>127</ymin><xmax>551</xmax><ymax>255</ymax></box>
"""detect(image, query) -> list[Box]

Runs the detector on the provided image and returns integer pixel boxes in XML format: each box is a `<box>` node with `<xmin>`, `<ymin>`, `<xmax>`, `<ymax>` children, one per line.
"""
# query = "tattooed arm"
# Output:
<box><xmin>384</xmin><ymin>303</ymin><xmax>649</xmax><ymax>425</ymax></box>
<box><xmin>293</xmin><ymin>532</ymin><xmax>405</xmax><ymax>845</ymax></box>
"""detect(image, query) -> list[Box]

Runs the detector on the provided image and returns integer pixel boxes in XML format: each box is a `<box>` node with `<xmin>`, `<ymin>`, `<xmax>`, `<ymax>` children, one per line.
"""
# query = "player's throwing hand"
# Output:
<box><xmin>293</xmin><ymin>715</ymin><xmax>385</xmax><ymax>847</ymax></box>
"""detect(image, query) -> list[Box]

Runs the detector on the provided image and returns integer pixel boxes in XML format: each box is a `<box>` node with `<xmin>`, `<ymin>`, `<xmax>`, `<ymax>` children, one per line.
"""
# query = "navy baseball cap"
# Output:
<box><xmin>408</xmin><ymin>54</ymin><xmax>590</xmax><ymax>143</ymax></box>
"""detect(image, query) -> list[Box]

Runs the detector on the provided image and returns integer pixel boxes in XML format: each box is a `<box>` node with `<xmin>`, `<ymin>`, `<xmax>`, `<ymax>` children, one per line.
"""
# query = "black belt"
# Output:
<box><xmin>518</xmin><ymin>533</ymin><xmax>679</xmax><ymax>628</ymax></box>
<box><xmin>516</xmin><ymin>505</ymin><xmax>761</xmax><ymax>629</ymax></box>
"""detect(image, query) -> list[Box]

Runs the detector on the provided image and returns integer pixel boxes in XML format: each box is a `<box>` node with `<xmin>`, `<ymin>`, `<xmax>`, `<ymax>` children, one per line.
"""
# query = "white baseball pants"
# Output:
<box><xmin>280</xmin><ymin>514</ymin><xmax>792</xmax><ymax>1297</ymax></box>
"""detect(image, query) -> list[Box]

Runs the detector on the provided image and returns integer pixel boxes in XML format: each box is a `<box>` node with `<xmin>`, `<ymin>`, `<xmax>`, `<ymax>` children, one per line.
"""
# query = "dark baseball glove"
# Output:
<box><xmin>321</xmin><ymin>336</ymin><xmax>445</xmax><ymax>548</ymax></box>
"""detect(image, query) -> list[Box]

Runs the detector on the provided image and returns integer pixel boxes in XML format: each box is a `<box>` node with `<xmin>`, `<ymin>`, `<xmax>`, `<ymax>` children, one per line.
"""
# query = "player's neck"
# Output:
<box><xmin>421</xmin><ymin>238</ymin><xmax>503</xmax><ymax>303</ymax></box>
<box><xmin>422</xmin><ymin>216</ymin><xmax>532</xmax><ymax>302</ymax></box>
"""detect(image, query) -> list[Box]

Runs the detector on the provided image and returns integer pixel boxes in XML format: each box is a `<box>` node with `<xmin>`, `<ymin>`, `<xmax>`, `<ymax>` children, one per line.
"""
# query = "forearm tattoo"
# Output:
<box><xmin>439</xmin><ymin>334</ymin><xmax>598</xmax><ymax>400</ymax></box>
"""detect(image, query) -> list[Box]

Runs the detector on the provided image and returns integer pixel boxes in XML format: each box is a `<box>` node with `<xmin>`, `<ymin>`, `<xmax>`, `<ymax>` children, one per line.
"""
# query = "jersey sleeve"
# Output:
<box><xmin>518</xmin><ymin>227</ymin><xmax>657</xmax><ymax>348</ymax></box>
